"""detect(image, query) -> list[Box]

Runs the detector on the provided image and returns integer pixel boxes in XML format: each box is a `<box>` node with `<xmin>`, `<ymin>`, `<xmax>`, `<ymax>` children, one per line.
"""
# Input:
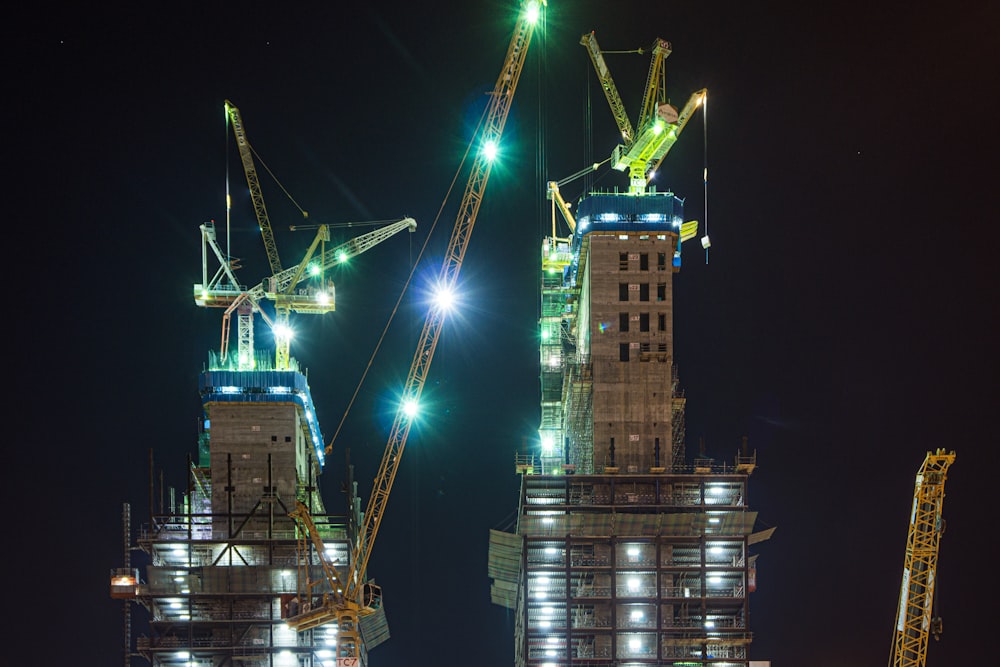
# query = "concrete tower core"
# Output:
<box><xmin>580</xmin><ymin>195</ymin><xmax>681</xmax><ymax>475</ymax></box>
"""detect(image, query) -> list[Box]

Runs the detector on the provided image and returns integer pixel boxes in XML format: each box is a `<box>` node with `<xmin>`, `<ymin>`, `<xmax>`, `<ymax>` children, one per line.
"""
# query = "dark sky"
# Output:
<box><xmin>11</xmin><ymin>1</ymin><xmax>998</xmax><ymax>665</ymax></box>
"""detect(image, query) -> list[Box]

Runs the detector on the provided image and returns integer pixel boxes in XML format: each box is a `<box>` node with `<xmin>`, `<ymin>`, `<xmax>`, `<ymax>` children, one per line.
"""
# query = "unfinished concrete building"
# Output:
<box><xmin>489</xmin><ymin>190</ymin><xmax>771</xmax><ymax>666</ymax></box>
<box><xmin>110</xmin><ymin>366</ymin><xmax>388</xmax><ymax>667</ymax></box>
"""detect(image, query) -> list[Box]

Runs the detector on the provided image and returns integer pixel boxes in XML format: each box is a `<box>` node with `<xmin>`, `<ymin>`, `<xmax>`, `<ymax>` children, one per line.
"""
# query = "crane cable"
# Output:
<box><xmin>324</xmin><ymin>102</ymin><xmax>491</xmax><ymax>455</ymax></box>
<box><xmin>226</xmin><ymin>105</ymin><xmax>231</xmax><ymax>265</ymax></box>
<box><xmin>702</xmin><ymin>93</ymin><xmax>710</xmax><ymax>265</ymax></box>
<box><xmin>249</xmin><ymin>142</ymin><xmax>310</xmax><ymax>219</ymax></box>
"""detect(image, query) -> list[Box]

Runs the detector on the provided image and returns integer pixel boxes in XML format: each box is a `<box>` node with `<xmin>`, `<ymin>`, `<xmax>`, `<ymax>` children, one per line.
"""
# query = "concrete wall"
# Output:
<box><xmin>584</xmin><ymin>232</ymin><xmax>678</xmax><ymax>473</ymax></box>
<box><xmin>206</xmin><ymin>402</ymin><xmax>307</xmax><ymax>536</ymax></box>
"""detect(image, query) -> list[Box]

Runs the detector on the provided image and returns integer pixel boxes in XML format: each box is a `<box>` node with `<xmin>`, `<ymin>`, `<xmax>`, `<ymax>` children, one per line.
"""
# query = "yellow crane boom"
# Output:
<box><xmin>350</xmin><ymin>0</ymin><xmax>542</xmax><ymax>597</ymax></box>
<box><xmin>225</xmin><ymin>100</ymin><xmax>285</xmax><ymax>278</ymax></box>
<box><xmin>580</xmin><ymin>31</ymin><xmax>634</xmax><ymax>146</ymax></box>
<box><xmin>285</xmin><ymin>1</ymin><xmax>545</xmax><ymax>654</ymax></box>
<box><xmin>890</xmin><ymin>448</ymin><xmax>956</xmax><ymax>667</ymax></box>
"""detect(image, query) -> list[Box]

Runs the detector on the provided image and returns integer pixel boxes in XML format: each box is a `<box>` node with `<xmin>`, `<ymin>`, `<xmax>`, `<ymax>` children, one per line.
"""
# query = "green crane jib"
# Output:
<box><xmin>195</xmin><ymin>217</ymin><xmax>417</xmax><ymax>370</ymax></box>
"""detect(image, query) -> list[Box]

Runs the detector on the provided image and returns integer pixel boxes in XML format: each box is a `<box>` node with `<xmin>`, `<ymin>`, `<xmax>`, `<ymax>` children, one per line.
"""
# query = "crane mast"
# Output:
<box><xmin>285</xmin><ymin>1</ymin><xmax>545</xmax><ymax>654</ymax></box>
<box><xmin>890</xmin><ymin>448</ymin><xmax>955</xmax><ymax>667</ymax></box>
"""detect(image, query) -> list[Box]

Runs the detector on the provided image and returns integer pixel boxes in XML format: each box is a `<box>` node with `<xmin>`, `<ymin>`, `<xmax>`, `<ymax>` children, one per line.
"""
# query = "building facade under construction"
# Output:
<box><xmin>486</xmin><ymin>27</ymin><xmax>772</xmax><ymax>666</ymax></box>
<box><xmin>488</xmin><ymin>190</ymin><xmax>771</xmax><ymax>666</ymax></box>
<box><xmin>109</xmin><ymin>5</ymin><xmax>545</xmax><ymax>665</ymax></box>
<box><xmin>110</xmin><ymin>362</ymin><xmax>389</xmax><ymax>666</ymax></box>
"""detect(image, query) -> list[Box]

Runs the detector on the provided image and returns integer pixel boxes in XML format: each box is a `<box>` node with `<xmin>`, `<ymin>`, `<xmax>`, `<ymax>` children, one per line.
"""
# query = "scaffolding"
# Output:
<box><xmin>110</xmin><ymin>369</ymin><xmax>386</xmax><ymax>666</ymax></box>
<box><xmin>490</xmin><ymin>470</ymin><xmax>764</xmax><ymax>667</ymax></box>
<box><xmin>492</xmin><ymin>178</ymin><xmax>772</xmax><ymax>665</ymax></box>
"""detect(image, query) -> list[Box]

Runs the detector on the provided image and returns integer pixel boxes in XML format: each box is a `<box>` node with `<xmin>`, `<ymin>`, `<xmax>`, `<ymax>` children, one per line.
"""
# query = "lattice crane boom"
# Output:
<box><xmin>890</xmin><ymin>448</ymin><xmax>956</xmax><ymax>667</ymax></box>
<box><xmin>195</xmin><ymin>196</ymin><xmax>415</xmax><ymax>368</ymax></box>
<box><xmin>264</xmin><ymin>217</ymin><xmax>417</xmax><ymax>370</ymax></box>
<box><xmin>225</xmin><ymin>100</ymin><xmax>284</xmax><ymax>278</ymax></box>
<box><xmin>349</xmin><ymin>1</ymin><xmax>540</xmax><ymax>598</ymax></box>
<box><xmin>248</xmin><ymin>217</ymin><xmax>418</xmax><ymax>304</ymax></box>
<box><xmin>580</xmin><ymin>31</ymin><xmax>634</xmax><ymax>146</ymax></box>
<box><xmin>638</xmin><ymin>38</ymin><xmax>671</xmax><ymax>131</ymax></box>
<box><xmin>285</xmin><ymin>2</ymin><xmax>545</xmax><ymax>652</ymax></box>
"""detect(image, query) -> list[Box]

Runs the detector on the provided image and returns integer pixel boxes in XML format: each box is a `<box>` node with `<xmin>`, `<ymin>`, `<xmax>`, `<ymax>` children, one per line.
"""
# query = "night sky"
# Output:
<box><xmin>13</xmin><ymin>1</ymin><xmax>997</xmax><ymax>665</ymax></box>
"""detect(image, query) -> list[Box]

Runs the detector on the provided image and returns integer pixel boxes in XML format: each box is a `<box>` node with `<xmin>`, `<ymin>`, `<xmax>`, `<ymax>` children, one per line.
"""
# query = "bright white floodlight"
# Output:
<box><xmin>433</xmin><ymin>284</ymin><xmax>457</xmax><ymax>312</ymax></box>
<box><xmin>482</xmin><ymin>139</ymin><xmax>498</xmax><ymax>161</ymax></box>
<box><xmin>273</xmin><ymin>323</ymin><xmax>294</xmax><ymax>341</ymax></box>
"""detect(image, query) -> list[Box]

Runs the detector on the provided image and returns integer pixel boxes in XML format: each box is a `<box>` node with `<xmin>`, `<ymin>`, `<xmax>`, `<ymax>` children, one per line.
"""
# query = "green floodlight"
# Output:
<box><xmin>525</xmin><ymin>0</ymin><xmax>541</xmax><ymax>24</ymax></box>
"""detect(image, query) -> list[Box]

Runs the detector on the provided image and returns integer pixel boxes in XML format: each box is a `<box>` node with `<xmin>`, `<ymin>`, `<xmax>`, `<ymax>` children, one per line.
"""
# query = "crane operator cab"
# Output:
<box><xmin>361</xmin><ymin>581</ymin><xmax>382</xmax><ymax>615</ymax></box>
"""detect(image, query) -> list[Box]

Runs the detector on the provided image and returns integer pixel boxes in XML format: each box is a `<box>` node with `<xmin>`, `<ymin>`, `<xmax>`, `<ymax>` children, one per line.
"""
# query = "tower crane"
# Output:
<box><xmin>581</xmin><ymin>31</ymin><xmax>706</xmax><ymax>194</ymax></box>
<box><xmin>196</xmin><ymin>217</ymin><xmax>416</xmax><ymax>370</ymax></box>
<box><xmin>193</xmin><ymin>99</ymin><xmax>417</xmax><ymax>370</ymax></box>
<box><xmin>284</xmin><ymin>1</ymin><xmax>545</xmax><ymax>659</ymax></box>
<box><xmin>890</xmin><ymin>448</ymin><xmax>956</xmax><ymax>667</ymax></box>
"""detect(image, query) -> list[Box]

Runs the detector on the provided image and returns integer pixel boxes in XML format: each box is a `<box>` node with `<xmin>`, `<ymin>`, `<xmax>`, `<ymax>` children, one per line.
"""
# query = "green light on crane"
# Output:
<box><xmin>525</xmin><ymin>1</ymin><xmax>541</xmax><ymax>24</ymax></box>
